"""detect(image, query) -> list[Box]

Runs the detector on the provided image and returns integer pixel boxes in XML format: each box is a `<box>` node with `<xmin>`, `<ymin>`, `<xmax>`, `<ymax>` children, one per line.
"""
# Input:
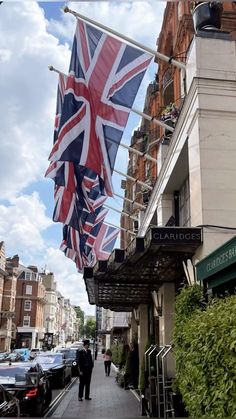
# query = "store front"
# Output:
<box><xmin>196</xmin><ymin>235</ymin><xmax>236</xmax><ymax>296</ymax></box>
<box><xmin>84</xmin><ymin>226</ymin><xmax>202</xmax><ymax>354</ymax></box>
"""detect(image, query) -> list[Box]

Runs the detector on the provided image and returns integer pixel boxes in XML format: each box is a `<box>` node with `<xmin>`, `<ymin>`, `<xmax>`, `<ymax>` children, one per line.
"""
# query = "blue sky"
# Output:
<box><xmin>0</xmin><ymin>1</ymin><xmax>165</xmax><ymax>314</ymax></box>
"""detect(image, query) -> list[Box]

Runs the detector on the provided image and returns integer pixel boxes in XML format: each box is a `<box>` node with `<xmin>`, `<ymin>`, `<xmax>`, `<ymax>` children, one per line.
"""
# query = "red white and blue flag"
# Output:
<box><xmin>48</xmin><ymin>19</ymin><xmax>152</xmax><ymax>196</ymax></box>
<box><xmin>83</xmin><ymin>223</ymin><xmax>120</xmax><ymax>266</ymax></box>
<box><xmin>46</xmin><ymin>18</ymin><xmax>151</xmax><ymax>270</ymax></box>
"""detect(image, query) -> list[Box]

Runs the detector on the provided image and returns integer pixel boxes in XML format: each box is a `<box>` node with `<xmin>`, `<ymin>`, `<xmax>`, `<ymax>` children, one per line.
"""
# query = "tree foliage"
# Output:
<box><xmin>84</xmin><ymin>319</ymin><xmax>96</xmax><ymax>339</ymax></box>
<box><xmin>173</xmin><ymin>285</ymin><xmax>236</xmax><ymax>417</ymax></box>
<box><xmin>74</xmin><ymin>306</ymin><xmax>84</xmax><ymax>336</ymax></box>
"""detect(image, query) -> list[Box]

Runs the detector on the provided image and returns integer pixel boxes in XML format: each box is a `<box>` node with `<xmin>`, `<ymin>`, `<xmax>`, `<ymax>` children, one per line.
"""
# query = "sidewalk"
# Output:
<box><xmin>52</xmin><ymin>354</ymin><xmax>141</xmax><ymax>418</ymax></box>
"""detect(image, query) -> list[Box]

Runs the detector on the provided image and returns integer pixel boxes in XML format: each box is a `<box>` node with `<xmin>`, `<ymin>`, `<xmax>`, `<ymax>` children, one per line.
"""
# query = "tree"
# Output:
<box><xmin>74</xmin><ymin>306</ymin><xmax>85</xmax><ymax>337</ymax></box>
<box><xmin>84</xmin><ymin>319</ymin><xmax>96</xmax><ymax>339</ymax></box>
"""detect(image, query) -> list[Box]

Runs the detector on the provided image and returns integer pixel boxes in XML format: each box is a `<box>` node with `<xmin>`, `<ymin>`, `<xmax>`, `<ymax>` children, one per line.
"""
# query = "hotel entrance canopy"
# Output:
<box><xmin>84</xmin><ymin>227</ymin><xmax>202</xmax><ymax>311</ymax></box>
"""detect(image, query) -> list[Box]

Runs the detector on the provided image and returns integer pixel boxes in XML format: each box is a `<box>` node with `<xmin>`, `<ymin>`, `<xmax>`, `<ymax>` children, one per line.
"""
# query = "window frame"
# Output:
<box><xmin>24</xmin><ymin>300</ymin><xmax>32</xmax><ymax>311</ymax></box>
<box><xmin>25</xmin><ymin>285</ymin><xmax>32</xmax><ymax>295</ymax></box>
<box><xmin>23</xmin><ymin>316</ymin><xmax>30</xmax><ymax>327</ymax></box>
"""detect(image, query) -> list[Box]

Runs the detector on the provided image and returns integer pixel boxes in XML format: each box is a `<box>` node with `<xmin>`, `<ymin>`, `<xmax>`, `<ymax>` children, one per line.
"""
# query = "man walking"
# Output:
<box><xmin>77</xmin><ymin>339</ymin><xmax>94</xmax><ymax>401</ymax></box>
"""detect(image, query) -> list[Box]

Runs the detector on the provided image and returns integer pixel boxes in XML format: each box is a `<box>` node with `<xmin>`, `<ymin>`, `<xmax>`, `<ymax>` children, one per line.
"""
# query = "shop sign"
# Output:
<box><xmin>196</xmin><ymin>236</ymin><xmax>236</xmax><ymax>281</ymax></box>
<box><xmin>151</xmin><ymin>227</ymin><xmax>202</xmax><ymax>245</ymax></box>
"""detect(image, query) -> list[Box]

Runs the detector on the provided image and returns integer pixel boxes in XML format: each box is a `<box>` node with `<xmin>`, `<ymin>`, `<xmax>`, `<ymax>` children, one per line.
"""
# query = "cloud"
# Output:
<box><xmin>0</xmin><ymin>1</ymin><xmax>165</xmax><ymax>314</ymax></box>
<box><xmin>0</xmin><ymin>2</ymin><xmax>71</xmax><ymax>199</ymax></box>
<box><xmin>0</xmin><ymin>192</ymin><xmax>52</xmax><ymax>257</ymax></box>
<box><xmin>43</xmin><ymin>247</ymin><xmax>95</xmax><ymax>315</ymax></box>
<box><xmin>48</xmin><ymin>1</ymin><xmax>165</xmax><ymax>48</ymax></box>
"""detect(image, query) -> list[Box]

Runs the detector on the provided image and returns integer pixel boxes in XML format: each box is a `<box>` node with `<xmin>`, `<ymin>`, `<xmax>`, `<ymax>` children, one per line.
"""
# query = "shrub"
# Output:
<box><xmin>110</xmin><ymin>342</ymin><xmax>129</xmax><ymax>367</ymax></box>
<box><xmin>173</xmin><ymin>286</ymin><xmax>236</xmax><ymax>417</ymax></box>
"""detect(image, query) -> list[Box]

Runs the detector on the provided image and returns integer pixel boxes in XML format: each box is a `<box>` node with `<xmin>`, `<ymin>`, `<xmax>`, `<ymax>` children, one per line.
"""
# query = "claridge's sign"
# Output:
<box><xmin>196</xmin><ymin>236</ymin><xmax>236</xmax><ymax>281</ymax></box>
<box><xmin>151</xmin><ymin>227</ymin><xmax>202</xmax><ymax>245</ymax></box>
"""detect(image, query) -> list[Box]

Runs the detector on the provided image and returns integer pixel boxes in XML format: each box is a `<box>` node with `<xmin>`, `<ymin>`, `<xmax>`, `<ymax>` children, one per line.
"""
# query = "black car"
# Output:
<box><xmin>34</xmin><ymin>352</ymin><xmax>72</xmax><ymax>388</ymax></box>
<box><xmin>56</xmin><ymin>348</ymin><xmax>79</xmax><ymax>376</ymax></box>
<box><xmin>0</xmin><ymin>362</ymin><xmax>52</xmax><ymax>416</ymax></box>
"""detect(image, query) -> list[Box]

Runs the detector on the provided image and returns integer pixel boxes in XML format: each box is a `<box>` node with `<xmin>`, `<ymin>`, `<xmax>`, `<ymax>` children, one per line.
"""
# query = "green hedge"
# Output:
<box><xmin>173</xmin><ymin>285</ymin><xmax>236</xmax><ymax>417</ymax></box>
<box><xmin>110</xmin><ymin>342</ymin><xmax>129</xmax><ymax>368</ymax></box>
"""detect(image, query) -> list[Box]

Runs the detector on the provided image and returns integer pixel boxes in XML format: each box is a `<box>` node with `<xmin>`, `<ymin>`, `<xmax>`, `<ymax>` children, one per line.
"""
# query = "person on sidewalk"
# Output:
<box><xmin>77</xmin><ymin>339</ymin><xmax>94</xmax><ymax>401</ymax></box>
<box><xmin>103</xmin><ymin>348</ymin><xmax>112</xmax><ymax>376</ymax></box>
<box><xmin>126</xmin><ymin>342</ymin><xmax>139</xmax><ymax>389</ymax></box>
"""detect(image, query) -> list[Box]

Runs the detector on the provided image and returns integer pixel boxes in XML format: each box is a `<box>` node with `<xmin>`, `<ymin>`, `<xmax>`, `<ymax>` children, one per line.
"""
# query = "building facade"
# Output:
<box><xmin>83</xmin><ymin>2</ymin><xmax>236</xmax><ymax>414</ymax></box>
<box><xmin>0</xmin><ymin>244</ymin><xmax>17</xmax><ymax>352</ymax></box>
<box><xmin>15</xmin><ymin>261</ymin><xmax>46</xmax><ymax>349</ymax></box>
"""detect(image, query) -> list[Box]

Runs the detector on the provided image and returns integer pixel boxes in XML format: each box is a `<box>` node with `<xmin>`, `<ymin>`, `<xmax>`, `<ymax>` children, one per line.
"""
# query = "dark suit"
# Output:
<box><xmin>77</xmin><ymin>348</ymin><xmax>94</xmax><ymax>399</ymax></box>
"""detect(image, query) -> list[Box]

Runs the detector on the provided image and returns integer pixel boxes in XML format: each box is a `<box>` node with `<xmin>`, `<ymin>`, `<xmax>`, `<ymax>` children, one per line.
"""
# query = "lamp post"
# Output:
<box><xmin>46</xmin><ymin>316</ymin><xmax>50</xmax><ymax>333</ymax></box>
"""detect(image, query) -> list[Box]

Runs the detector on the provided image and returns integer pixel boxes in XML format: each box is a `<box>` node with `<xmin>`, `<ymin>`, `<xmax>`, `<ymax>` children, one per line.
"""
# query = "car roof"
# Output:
<box><xmin>0</xmin><ymin>362</ymin><xmax>37</xmax><ymax>369</ymax></box>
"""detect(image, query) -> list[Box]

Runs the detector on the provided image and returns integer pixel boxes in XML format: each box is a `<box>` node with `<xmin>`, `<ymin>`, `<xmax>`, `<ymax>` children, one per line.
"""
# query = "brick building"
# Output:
<box><xmin>0</xmin><ymin>243</ymin><xmax>16</xmax><ymax>351</ymax></box>
<box><xmin>84</xmin><ymin>2</ymin><xmax>236</xmax><ymax>415</ymax></box>
<box><xmin>14</xmin><ymin>260</ymin><xmax>46</xmax><ymax>349</ymax></box>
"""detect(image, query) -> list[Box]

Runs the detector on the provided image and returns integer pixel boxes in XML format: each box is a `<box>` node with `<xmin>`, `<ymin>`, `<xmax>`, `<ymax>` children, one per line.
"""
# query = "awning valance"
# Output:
<box><xmin>84</xmin><ymin>227</ymin><xmax>202</xmax><ymax>310</ymax></box>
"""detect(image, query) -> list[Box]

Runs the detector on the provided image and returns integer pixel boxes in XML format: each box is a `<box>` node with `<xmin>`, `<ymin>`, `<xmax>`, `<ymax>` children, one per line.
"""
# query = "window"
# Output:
<box><xmin>24</xmin><ymin>300</ymin><xmax>31</xmax><ymax>311</ymax></box>
<box><xmin>25</xmin><ymin>285</ymin><xmax>32</xmax><ymax>295</ymax></box>
<box><xmin>145</xmin><ymin>161</ymin><xmax>150</xmax><ymax>179</ymax></box>
<box><xmin>25</xmin><ymin>272</ymin><xmax>31</xmax><ymax>280</ymax></box>
<box><xmin>23</xmin><ymin>316</ymin><xmax>30</xmax><ymax>327</ymax></box>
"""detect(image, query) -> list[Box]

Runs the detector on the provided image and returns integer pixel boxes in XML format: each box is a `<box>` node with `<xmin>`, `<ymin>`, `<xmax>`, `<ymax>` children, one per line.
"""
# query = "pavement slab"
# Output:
<box><xmin>51</xmin><ymin>354</ymin><xmax>141</xmax><ymax>418</ymax></box>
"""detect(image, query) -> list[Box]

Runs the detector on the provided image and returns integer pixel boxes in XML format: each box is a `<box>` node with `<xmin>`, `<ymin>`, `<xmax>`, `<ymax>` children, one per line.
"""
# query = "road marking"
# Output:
<box><xmin>44</xmin><ymin>377</ymin><xmax>78</xmax><ymax>417</ymax></box>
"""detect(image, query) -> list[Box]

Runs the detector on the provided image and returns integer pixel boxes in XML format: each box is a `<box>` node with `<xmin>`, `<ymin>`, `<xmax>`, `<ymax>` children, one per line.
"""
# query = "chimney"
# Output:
<box><xmin>11</xmin><ymin>255</ymin><xmax>19</xmax><ymax>267</ymax></box>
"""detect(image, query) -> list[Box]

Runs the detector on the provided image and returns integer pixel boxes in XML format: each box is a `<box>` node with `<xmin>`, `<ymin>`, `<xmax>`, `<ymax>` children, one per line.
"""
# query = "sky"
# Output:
<box><xmin>0</xmin><ymin>0</ymin><xmax>165</xmax><ymax>315</ymax></box>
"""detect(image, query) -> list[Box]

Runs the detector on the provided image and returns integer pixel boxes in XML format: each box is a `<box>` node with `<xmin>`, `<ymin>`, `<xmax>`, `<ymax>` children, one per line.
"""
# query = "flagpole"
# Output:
<box><xmin>106</xmin><ymin>221</ymin><xmax>136</xmax><ymax>236</ymax></box>
<box><xmin>113</xmin><ymin>168</ymin><xmax>153</xmax><ymax>191</ymax></box>
<box><xmin>106</xmin><ymin>221</ymin><xmax>136</xmax><ymax>237</ymax></box>
<box><xmin>63</xmin><ymin>7</ymin><xmax>186</xmax><ymax>72</ymax></box>
<box><xmin>114</xmin><ymin>193</ymin><xmax>146</xmax><ymax>210</ymax></box>
<box><xmin>106</xmin><ymin>137</ymin><xmax>158</xmax><ymax>163</ymax></box>
<box><xmin>104</xmin><ymin>204</ymin><xmax>139</xmax><ymax>222</ymax></box>
<box><xmin>131</xmin><ymin>108</ymin><xmax>174</xmax><ymax>133</ymax></box>
<box><xmin>49</xmin><ymin>65</ymin><xmax>175</xmax><ymax>133</ymax></box>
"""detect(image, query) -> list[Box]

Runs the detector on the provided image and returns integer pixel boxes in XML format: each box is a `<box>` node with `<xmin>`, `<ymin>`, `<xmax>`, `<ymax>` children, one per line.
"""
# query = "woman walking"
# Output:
<box><xmin>103</xmin><ymin>348</ymin><xmax>112</xmax><ymax>376</ymax></box>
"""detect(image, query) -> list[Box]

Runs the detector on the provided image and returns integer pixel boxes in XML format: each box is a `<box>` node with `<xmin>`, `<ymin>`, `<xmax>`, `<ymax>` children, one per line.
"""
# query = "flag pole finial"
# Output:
<box><xmin>63</xmin><ymin>6</ymin><xmax>69</xmax><ymax>13</ymax></box>
<box><xmin>48</xmin><ymin>65</ymin><xmax>54</xmax><ymax>72</ymax></box>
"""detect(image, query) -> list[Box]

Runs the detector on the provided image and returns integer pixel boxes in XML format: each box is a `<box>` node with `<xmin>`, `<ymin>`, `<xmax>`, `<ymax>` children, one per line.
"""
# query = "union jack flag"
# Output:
<box><xmin>83</xmin><ymin>223</ymin><xmax>120</xmax><ymax>266</ymax></box>
<box><xmin>48</xmin><ymin>19</ymin><xmax>152</xmax><ymax>196</ymax></box>
<box><xmin>92</xmin><ymin>223</ymin><xmax>119</xmax><ymax>261</ymax></box>
<box><xmin>60</xmin><ymin>207</ymin><xmax>109</xmax><ymax>271</ymax></box>
<box><xmin>46</xmin><ymin>75</ymin><xmax>107</xmax><ymax>231</ymax></box>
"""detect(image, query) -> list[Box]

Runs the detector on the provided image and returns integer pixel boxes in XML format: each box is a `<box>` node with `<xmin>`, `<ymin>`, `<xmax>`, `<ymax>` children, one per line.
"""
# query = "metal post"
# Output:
<box><xmin>156</xmin><ymin>346</ymin><xmax>165</xmax><ymax>418</ymax></box>
<box><xmin>161</xmin><ymin>345</ymin><xmax>172</xmax><ymax>418</ymax></box>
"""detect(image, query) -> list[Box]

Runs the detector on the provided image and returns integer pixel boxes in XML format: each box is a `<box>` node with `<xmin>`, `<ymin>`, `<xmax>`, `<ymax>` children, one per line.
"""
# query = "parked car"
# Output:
<box><xmin>56</xmin><ymin>348</ymin><xmax>79</xmax><ymax>376</ymax></box>
<box><xmin>4</xmin><ymin>353</ymin><xmax>22</xmax><ymax>363</ymax></box>
<box><xmin>0</xmin><ymin>354</ymin><xmax>9</xmax><ymax>363</ymax></box>
<box><xmin>12</xmin><ymin>348</ymin><xmax>30</xmax><ymax>361</ymax></box>
<box><xmin>70</xmin><ymin>341</ymin><xmax>83</xmax><ymax>349</ymax></box>
<box><xmin>29</xmin><ymin>348</ymin><xmax>41</xmax><ymax>360</ymax></box>
<box><xmin>0</xmin><ymin>362</ymin><xmax>52</xmax><ymax>416</ymax></box>
<box><xmin>34</xmin><ymin>352</ymin><xmax>72</xmax><ymax>388</ymax></box>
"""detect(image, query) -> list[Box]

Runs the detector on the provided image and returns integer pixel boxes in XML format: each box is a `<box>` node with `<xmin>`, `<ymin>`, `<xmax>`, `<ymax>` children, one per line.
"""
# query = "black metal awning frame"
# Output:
<box><xmin>84</xmin><ymin>227</ymin><xmax>202</xmax><ymax>311</ymax></box>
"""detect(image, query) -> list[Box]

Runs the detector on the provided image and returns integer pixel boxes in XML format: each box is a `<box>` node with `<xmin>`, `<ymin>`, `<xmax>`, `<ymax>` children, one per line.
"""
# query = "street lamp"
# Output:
<box><xmin>46</xmin><ymin>316</ymin><xmax>51</xmax><ymax>333</ymax></box>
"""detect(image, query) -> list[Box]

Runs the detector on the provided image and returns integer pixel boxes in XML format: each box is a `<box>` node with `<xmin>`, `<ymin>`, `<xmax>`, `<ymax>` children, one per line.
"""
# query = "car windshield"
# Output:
<box><xmin>64</xmin><ymin>350</ymin><xmax>77</xmax><ymax>359</ymax></box>
<box><xmin>0</xmin><ymin>366</ymin><xmax>29</xmax><ymax>377</ymax></box>
<box><xmin>35</xmin><ymin>354</ymin><xmax>62</xmax><ymax>364</ymax></box>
